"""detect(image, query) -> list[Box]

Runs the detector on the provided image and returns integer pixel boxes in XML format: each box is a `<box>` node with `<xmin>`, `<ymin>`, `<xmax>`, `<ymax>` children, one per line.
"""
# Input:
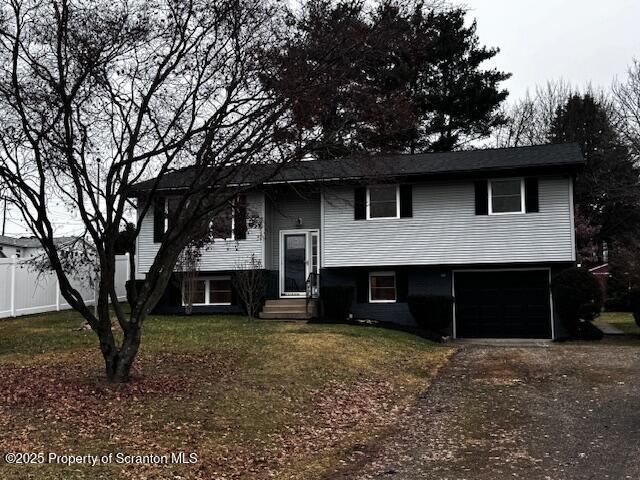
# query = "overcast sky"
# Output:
<box><xmin>470</xmin><ymin>0</ymin><xmax>640</xmax><ymax>101</ymax></box>
<box><xmin>3</xmin><ymin>0</ymin><xmax>640</xmax><ymax>237</ymax></box>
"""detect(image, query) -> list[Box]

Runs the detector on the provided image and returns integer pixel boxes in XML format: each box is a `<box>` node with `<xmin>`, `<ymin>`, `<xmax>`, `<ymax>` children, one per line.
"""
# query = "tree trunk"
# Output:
<box><xmin>95</xmin><ymin>298</ymin><xmax>143</xmax><ymax>383</ymax></box>
<box><xmin>102</xmin><ymin>340</ymin><xmax>120</xmax><ymax>380</ymax></box>
<box><xmin>102</xmin><ymin>326</ymin><xmax>141</xmax><ymax>383</ymax></box>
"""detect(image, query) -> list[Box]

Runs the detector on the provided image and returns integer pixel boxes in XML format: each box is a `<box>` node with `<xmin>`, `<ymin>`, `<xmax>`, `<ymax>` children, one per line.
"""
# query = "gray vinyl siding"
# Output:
<box><xmin>264</xmin><ymin>190</ymin><xmax>321</xmax><ymax>270</ymax></box>
<box><xmin>136</xmin><ymin>192</ymin><xmax>265</xmax><ymax>274</ymax></box>
<box><xmin>321</xmin><ymin>176</ymin><xmax>575</xmax><ymax>267</ymax></box>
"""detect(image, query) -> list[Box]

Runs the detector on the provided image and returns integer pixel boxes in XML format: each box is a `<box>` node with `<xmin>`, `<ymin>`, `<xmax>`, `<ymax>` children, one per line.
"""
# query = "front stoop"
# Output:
<box><xmin>259</xmin><ymin>298</ymin><xmax>318</xmax><ymax>320</ymax></box>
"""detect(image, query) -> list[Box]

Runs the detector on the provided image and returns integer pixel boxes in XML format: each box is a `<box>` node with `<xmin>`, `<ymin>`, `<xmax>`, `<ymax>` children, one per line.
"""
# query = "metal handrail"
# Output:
<box><xmin>305</xmin><ymin>271</ymin><xmax>319</xmax><ymax>316</ymax></box>
<box><xmin>305</xmin><ymin>271</ymin><xmax>320</xmax><ymax>299</ymax></box>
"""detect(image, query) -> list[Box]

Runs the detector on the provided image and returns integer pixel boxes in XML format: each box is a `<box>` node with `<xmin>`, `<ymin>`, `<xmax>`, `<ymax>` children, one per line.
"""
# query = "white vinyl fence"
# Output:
<box><xmin>0</xmin><ymin>254</ymin><xmax>129</xmax><ymax>319</ymax></box>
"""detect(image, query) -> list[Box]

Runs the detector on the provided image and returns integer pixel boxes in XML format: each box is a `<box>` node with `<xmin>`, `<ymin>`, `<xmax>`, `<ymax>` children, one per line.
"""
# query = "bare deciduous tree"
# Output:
<box><xmin>175</xmin><ymin>241</ymin><xmax>203</xmax><ymax>316</ymax></box>
<box><xmin>492</xmin><ymin>80</ymin><xmax>574</xmax><ymax>147</ymax></box>
<box><xmin>232</xmin><ymin>254</ymin><xmax>267</xmax><ymax>320</ymax></box>
<box><xmin>613</xmin><ymin>59</ymin><xmax>640</xmax><ymax>160</ymax></box>
<box><xmin>0</xmin><ymin>0</ymin><xmax>318</xmax><ymax>382</ymax></box>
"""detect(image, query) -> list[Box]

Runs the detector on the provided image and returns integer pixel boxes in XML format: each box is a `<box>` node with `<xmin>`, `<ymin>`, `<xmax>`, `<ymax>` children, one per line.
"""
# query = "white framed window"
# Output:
<box><xmin>488</xmin><ymin>178</ymin><xmax>525</xmax><ymax>215</ymax></box>
<box><xmin>366</xmin><ymin>185</ymin><xmax>400</xmax><ymax>219</ymax></box>
<box><xmin>182</xmin><ymin>276</ymin><xmax>232</xmax><ymax>306</ymax></box>
<box><xmin>210</xmin><ymin>204</ymin><xmax>235</xmax><ymax>240</ymax></box>
<box><xmin>369</xmin><ymin>271</ymin><xmax>397</xmax><ymax>303</ymax></box>
<box><xmin>209</xmin><ymin>277</ymin><xmax>232</xmax><ymax>304</ymax></box>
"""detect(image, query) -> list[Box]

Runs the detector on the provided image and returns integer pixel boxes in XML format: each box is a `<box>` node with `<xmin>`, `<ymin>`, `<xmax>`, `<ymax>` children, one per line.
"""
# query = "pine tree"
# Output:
<box><xmin>263</xmin><ymin>1</ymin><xmax>510</xmax><ymax>157</ymax></box>
<box><xmin>549</xmin><ymin>94</ymin><xmax>640</xmax><ymax>249</ymax></box>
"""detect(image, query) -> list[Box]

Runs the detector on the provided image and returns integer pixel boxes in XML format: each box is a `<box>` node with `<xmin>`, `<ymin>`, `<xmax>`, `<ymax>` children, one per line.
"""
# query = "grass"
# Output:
<box><xmin>599</xmin><ymin>311</ymin><xmax>640</xmax><ymax>335</ymax></box>
<box><xmin>0</xmin><ymin>309</ymin><xmax>453</xmax><ymax>480</ymax></box>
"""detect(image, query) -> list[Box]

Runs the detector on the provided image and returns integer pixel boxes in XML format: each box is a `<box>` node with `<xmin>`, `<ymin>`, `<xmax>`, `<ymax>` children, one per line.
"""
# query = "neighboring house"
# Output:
<box><xmin>133</xmin><ymin>143</ymin><xmax>584</xmax><ymax>340</ymax></box>
<box><xmin>0</xmin><ymin>235</ymin><xmax>80</xmax><ymax>259</ymax></box>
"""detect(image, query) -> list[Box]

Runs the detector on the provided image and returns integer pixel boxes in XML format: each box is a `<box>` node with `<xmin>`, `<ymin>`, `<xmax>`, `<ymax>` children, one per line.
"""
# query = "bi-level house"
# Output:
<box><xmin>134</xmin><ymin>143</ymin><xmax>584</xmax><ymax>340</ymax></box>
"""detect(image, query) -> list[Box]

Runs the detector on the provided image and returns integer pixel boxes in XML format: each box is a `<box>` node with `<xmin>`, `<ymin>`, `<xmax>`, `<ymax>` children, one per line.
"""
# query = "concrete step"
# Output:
<box><xmin>265</xmin><ymin>298</ymin><xmax>309</xmax><ymax>306</ymax></box>
<box><xmin>262</xmin><ymin>303</ymin><xmax>316</xmax><ymax>311</ymax></box>
<box><xmin>259</xmin><ymin>311</ymin><xmax>314</xmax><ymax>320</ymax></box>
<box><xmin>262</xmin><ymin>307</ymin><xmax>315</xmax><ymax>315</ymax></box>
<box><xmin>260</xmin><ymin>298</ymin><xmax>319</xmax><ymax>320</ymax></box>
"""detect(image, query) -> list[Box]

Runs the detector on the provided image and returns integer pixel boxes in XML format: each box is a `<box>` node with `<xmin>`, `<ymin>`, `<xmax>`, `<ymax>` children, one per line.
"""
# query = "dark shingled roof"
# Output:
<box><xmin>133</xmin><ymin>143</ymin><xmax>584</xmax><ymax>192</ymax></box>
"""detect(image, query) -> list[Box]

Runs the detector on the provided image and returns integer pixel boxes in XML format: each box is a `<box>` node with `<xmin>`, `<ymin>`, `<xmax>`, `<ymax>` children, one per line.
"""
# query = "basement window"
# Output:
<box><xmin>369</xmin><ymin>271</ymin><xmax>396</xmax><ymax>303</ymax></box>
<box><xmin>182</xmin><ymin>276</ymin><xmax>232</xmax><ymax>306</ymax></box>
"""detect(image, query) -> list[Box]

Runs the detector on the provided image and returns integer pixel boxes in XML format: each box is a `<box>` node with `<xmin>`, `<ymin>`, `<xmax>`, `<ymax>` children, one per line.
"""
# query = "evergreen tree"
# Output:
<box><xmin>413</xmin><ymin>8</ymin><xmax>510</xmax><ymax>152</ymax></box>
<box><xmin>263</xmin><ymin>0</ymin><xmax>510</xmax><ymax>157</ymax></box>
<box><xmin>549</xmin><ymin>94</ymin><xmax>640</xmax><ymax>249</ymax></box>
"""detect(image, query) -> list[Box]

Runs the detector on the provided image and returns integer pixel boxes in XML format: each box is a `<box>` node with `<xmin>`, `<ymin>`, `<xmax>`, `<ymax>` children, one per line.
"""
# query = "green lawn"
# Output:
<box><xmin>599</xmin><ymin>311</ymin><xmax>640</xmax><ymax>335</ymax></box>
<box><xmin>0</xmin><ymin>310</ymin><xmax>452</xmax><ymax>480</ymax></box>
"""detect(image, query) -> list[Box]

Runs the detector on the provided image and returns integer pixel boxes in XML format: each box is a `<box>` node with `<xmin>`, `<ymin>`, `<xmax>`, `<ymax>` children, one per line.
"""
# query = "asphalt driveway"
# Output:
<box><xmin>329</xmin><ymin>344</ymin><xmax>640</xmax><ymax>480</ymax></box>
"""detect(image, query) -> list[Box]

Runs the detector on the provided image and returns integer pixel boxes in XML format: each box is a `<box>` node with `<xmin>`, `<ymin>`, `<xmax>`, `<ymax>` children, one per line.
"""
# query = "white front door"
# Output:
<box><xmin>279</xmin><ymin>230</ymin><xmax>319</xmax><ymax>297</ymax></box>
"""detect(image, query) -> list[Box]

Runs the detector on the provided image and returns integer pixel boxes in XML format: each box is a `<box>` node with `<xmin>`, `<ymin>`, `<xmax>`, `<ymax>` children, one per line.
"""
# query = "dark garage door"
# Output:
<box><xmin>455</xmin><ymin>270</ymin><xmax>551</xmax><ymax>339</ymax></box>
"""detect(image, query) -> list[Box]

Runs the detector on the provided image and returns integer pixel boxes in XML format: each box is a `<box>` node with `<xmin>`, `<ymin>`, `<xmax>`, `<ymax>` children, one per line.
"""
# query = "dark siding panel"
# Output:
<box><xmin>525</xmin><ymin>178</ymin><xmax>539</xmax><ymax>213</ymax></box>
<box><xmin>234</xmin><ymin>194</ymin><xmax>248</xmax><ymax>240</ymax></box>
<box><xmin>356</xmin><ymin>270</ymin><xmax>369</xmax><ymax>303</ymax></box>
<box><xmin>474</xmin><ymin>180</ymin><xmax>488</xmax><ymax>215</ymax></box>
<box><xmin>167</xmin><ymin>198</ymin><xmax>180</xmax><ymax>231</ymax></box>
<box><xmin>396</xmin><ymin>269</ymin><xmax>408</xmax><ymax>301</ymax></box>
<box><xmin>399</xmin><ymin>185</ymin><xmax>413</xmax><ymax>218</ymax></box>
<box><xmin>354</xmin><ymin>187</ymin><xmax>366</xmax><ymax>220</ymax></box>
<box><xmin>153</xmin><ymin>197</ymin><xmax>166</xmax><ymax>243</ymax></box>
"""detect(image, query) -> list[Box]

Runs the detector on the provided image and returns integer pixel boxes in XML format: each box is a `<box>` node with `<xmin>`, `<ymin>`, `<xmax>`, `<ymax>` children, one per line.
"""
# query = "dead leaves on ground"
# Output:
<box><xmin>0</xmin><ymin>350</ymin><xmax>443</xmax><ymax>480</ymax></box>
<box><xmin>0</xmin><ymin>352</ymin><xmax>232</xmax><ymax>409</ymax></box>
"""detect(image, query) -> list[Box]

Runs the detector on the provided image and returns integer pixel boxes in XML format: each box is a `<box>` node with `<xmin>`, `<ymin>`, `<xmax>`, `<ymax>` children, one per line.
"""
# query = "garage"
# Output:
<box><xmin>454</xmin><ymin>270</ymin><xmax>552</xmax><ymax>339</ymax></box>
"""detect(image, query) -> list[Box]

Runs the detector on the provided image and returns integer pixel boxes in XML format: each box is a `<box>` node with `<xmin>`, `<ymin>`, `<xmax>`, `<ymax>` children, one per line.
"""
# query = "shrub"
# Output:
<box><xmin>407</xmin><ymin>295</ymin><xmax>453</xmax><ymax>332</ymax></box>
<box><xmin>551</xmin><ymin>268</ymin><xmax>603</xmax><ymax>334</ymax></box>
<box><xmin>320</xmin><ymin>286</ymin><xmax>354</xmax><ymax>321</ymax></box>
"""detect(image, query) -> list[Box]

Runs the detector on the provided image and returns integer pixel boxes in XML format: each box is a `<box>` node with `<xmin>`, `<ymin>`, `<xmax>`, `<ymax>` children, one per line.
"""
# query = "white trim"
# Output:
<box><xmin>181</xmin><ymin>275</ymin><xmax>232</xmax><ymax>306</ymax></box>
<box><xmin>368</xmin><ymin>271</ymin><xmax>397</xmax><ymax>303</ymax></box>
<box><xmin>279</xmin><ymin>229</ymin><xmax>319</xmax><ymax>298</ymax></box>
<box><xmin>568</xmin><ymin>176</ymin><xmax>577</xmax><ymax>262</ymax></box>
<box><xmin>488</xmin><ymin>177</ymin><xmax>525</xmax><ymax>215</ymax></box>
<box><xmin>451</xmin><ymin>267</ymin><xmax>554</xmax><ymax>340</ymax></box>
<box><xmin>366</xmin><ymin>185</ymin><xmax>400</xmax><ymax>220</ymax></box>
<box><xmin>311</xmin><ymin>231</ymin><xmax>320</xmax><ymax>275</ymax></box>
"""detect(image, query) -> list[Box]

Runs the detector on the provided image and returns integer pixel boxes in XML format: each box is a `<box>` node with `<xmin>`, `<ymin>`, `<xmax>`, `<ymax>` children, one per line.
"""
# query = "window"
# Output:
<box><xmin>209</xmin><ymin>278</ymin><xmax>232</xmax><ymax>304</ymax></box>
<box><xmin>182</xmin><ymin>276</ymin><xmax>232</xmax><ymax>306</ymax></box>
<box><xmin>188</xmin><ymin>279</ymin><xmax>207</xmax><ymax>305</ymax></box>
<box><xmin>369</xmin><ymin>272</ymin><xmax>396</xmax><ymax>303</ymax></box>
<box><xmin>489</xmin><ymin>178</ymin><xmax>525</xmax><ymax>214</ymax></box>
<box><xmin>210</xmin><ymin>204</ymin><xmax>234</xmax><ymax>239</ymax></box>
<box><xmin>367</xmin><ymin>185</ymin><xmax>399</xmax><ymax>219</ymax></box>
